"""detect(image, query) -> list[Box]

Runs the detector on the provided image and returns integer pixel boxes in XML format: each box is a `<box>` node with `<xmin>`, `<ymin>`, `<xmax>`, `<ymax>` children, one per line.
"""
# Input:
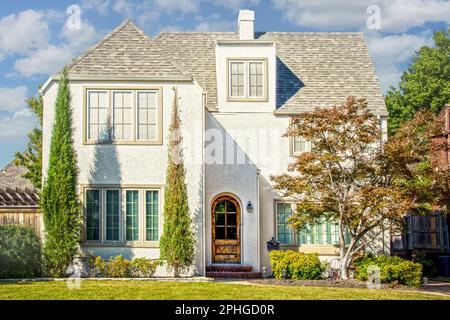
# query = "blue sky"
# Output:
<box><xmin>0</xmin><ymin>0</ymin><xmax>449</xmax><ymax>168</ymax></box>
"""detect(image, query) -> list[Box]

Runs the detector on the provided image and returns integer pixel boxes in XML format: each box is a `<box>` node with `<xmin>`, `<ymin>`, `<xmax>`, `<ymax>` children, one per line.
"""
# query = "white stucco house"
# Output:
<box><xmin>41</xmin><ymin>10</ymin><xmax>388</xmax><ymax>277</ymax></box>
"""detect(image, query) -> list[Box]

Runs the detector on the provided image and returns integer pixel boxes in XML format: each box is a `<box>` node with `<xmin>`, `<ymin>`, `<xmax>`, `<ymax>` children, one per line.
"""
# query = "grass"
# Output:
<box><xmin>0</xmin><ymin>280</ymin><xmax>448</xmax><ymax>300</ymax></box>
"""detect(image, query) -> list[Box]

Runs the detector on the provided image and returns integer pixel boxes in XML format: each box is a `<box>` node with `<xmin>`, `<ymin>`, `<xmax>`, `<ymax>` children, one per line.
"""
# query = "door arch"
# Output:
<box><xmin>211</xmin><ymin>194</ymin><xmax>241</xmax><ymax>263</ymax></box>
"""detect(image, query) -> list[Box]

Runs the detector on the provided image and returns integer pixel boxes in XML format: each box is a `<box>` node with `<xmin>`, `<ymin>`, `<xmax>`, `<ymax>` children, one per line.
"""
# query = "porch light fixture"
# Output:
<box><xmin>246</xmin><ymin>201</ymin><xmax>253</xmax><ymax>212</ymax></box>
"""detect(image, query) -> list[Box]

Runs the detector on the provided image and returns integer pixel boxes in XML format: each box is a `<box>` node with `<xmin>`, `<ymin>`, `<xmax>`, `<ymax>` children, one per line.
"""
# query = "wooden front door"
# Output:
<box><xmin>212</xmin><ymin>195</ymin><xmax>240</xmax><ymax>263</ymax></box>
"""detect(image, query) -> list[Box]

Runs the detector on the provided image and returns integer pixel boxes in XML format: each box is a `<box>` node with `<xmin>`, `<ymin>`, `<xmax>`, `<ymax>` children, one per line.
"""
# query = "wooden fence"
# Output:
<box><xmin>0</xmin><ymin>208</ymin><xmax>41</xmax><ymax>236</ymax></box>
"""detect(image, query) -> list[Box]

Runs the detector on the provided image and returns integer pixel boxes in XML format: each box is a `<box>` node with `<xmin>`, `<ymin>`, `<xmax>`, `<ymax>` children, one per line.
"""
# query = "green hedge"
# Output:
<box><xmin>89</xmin><ymin>255</ymin><xmax>159</xmax><ymax>278</ymax></box>
<box><xmin>0</xmin><ymin>225</ymin><xmax>42</xmax><ymax>278</ymax></box>
<box><xmin>353</xmin><ymin>254</ymin><xmax>423</xmax><ymax>286</ymax></box>
<box><xmin>269</xmin><ymin>250</ymin><xmax>325</xmax><ymax>280</ymax></box>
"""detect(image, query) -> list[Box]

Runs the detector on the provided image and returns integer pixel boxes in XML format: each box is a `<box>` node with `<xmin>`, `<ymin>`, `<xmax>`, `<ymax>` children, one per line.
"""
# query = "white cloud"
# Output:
<box><xmin>0</xmin><ymin>86</ymin><xmax>28</xmax><ymax>113</ymax></box>
<box><xmin>14</xmin><ymin>45</ymin><xmax>74</xmax><ymax>77</ymax></box>
<box><xmin>0</xmin><ymin>109</ymin><xmax>37</xmax><ymax>139</ymax></box>
<box><xmin>194</xmin><ymin>20</ymin><xmax>234</xmax><ymax>32</ymax></box>
<box><xmin>155</xmin><ymin>0</ymin><xmax>199</xmax><ymax>14</ymax></box>
<box><xmin>0</xmin><ymin>10</ymin><xmax>50</xmax><ymax>56</ymax></box>
<box><xmin>61</xmin><ymin>20</ymin><xmax>99</xmax><ymax>51</ymax></box>
<box><xmin>366</xmin><ymin>32</ymin><xmax>432</xmax><ymax>91</ymax></box>
<box><xmin>82</xmin><ymin>0</ymin><xmax>111</xmax><ymax>15</ymax></box>
<box><xmin>210</xmin><ymin>0</ymin><xmax>260</xmax><ymax>11</ymax></box>
<box><xmin>271</xmin><ymin>0</ymin><xmax>450</xmax><ymax>33</ymax></box>
<box><xmin>14</xmin><ymin>20</ymin><xmax>99</xmax><ymax>77</ymax></box>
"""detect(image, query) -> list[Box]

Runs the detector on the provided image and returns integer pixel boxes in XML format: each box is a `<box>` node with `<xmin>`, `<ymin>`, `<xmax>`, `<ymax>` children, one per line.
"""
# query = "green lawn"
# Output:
<box><xmin>0</xmin><ymin>280</ymin><xmax>448</xmax><ymax>300</ymax></box>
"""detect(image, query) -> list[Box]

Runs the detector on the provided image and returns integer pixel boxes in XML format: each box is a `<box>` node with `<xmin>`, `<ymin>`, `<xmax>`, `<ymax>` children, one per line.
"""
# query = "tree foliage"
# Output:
<box><xmin>271</xmin><ymin>97</ymin><xmax>448</xmax><ymax>279</ymax></box>
<box><xmin>14</xmin><ymin>91</ymin><xmax>43</xmax><ymax>190</ymax></box>
<box><xmin>386</xmin><ymin>28</ymin><xmax>450</xmax><ymax>133</ymax></box>
<box><xmin>159</xmin><ymin>88</ymin><xmax>195</xmax><ymax>277</ymax></box>
<box><xmin>41</xmin><ymin>69</ymin><xmax>82</xmax><ymax>277</ymax></box>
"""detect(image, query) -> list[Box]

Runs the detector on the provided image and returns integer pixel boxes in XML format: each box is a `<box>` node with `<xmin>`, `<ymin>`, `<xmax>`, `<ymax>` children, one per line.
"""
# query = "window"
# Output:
<box><xmin>276</xmin><ymin>203</ymin><xmax>293</xmax><ymax>244</ymax></box>
<box><xmin>85</xmin><ymin>189</ymin><xmax>100</xmax><ymax>241</ymax></box>
<box><xmin>87</xmin><ymin>91</ymin><xmax>109</xmax><ymax>141</ymax></box>
<box><xmin>276</xmin><ymin>202</ymin><xmax>345</xmax><ymax>245</ymax></box>
<box><xmin>83</xmin><ymin>187</ymin><xmax>160</xmax><ymax>244</ymax></box>
<box><xmin>228</xmin><ymin>59</ymin><xmax>267</xmax><ymax>100</ymax></box>
<box><xmin>112</xmin><ymin>91</ymin><xmax>133</xmax><ymax>141</ymax></box>
<box><xmin>126</xmin><ymin>190</ymin><xmax>139</xmax><ymax>241</ymax></box>
<box><xmin>292</xmin><ymin>136</ymin><xmax>311</xmax><ymax>155</ymax></box>
<box><xmin>249</xmin><ymin>62</ymin><xmax>263</xmax><ymax>97</ymax></box>
<box><xmin>85</xmin><ymin>88</ymin><xmax>162</xmax><ymax>144</ymax></box>
<box><xmin>137</xmin><ymin>91</ymin><xmax>158</xmax><ymax>141</ymax></box>
<box><xmin>230</xmin><ymin>62</ymin><xmax>245</xmax><ymax>97</ymax></box>
<box><xmin>145</xmin><ymin>190</ymin><xmax>159</xmax><ymax>241</ymax></box>
<box><xmin>105</xmin><ymin>190</ymin><xmax>120</xmax><ymax>241</ymax></box>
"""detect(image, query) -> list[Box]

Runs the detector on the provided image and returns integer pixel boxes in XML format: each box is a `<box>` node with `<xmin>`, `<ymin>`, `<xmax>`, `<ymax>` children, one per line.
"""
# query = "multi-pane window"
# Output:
<box><xmin>276</xmin><ymin>202</ymin><xmax>345</xmax><ymax>245</ymax></box>
<box><xmin>84</xmin><ymin>188</ymin><xmax>160</xmax><ymax>244</ymax></box>
<box><xmin>105</xmin><ymin>190</ymin><xmax>120</xmax><ymax>241</ymax></box>
<box><xmin>85</xmin><ymin>189</ymin><xmax>100</xmax><ymax>241</ymax></box>
<box><xmin>292</xmin><ymin>136</ymin><xmax>311</xmax><ymax>155</ymax></box>
<box><xmin>230</xmin><ymin>62</ymin><xmax>245</xmax><ymax>97</ymax></box>
<box><xmin>85</xmin><ymin>88</ymin><xmax>161</xmax><ymax>144</ymax></box>
<box><xmin>228</xmin><ymin>59</ymin><xmax>266</xmax><ymax>100</ymax></box>
<box><xmin>112</xmin><ymin>91</ymin><xmax>133</xmax><ymax>141</ymax></box>
<box><xmin>249</xmin><ymin>62</ymin><xmax>263</xmax><ymax>97</ymax></box>
<box><xmin>137</xmin><ymin>91</ymin><xmax>158</xmax><ymax>141</ymax></box>
<box><xmin>87</xmin><ymin>91</ymin><xmax>109</xmax><ymax>141</ymax></box>
<box><xmin>276</xmin><ymin>203</ymin><xmax>294</xmax><ymax>244</ymax></box>
<box><xmin>126</xmin><ymin>190</ymin><xmax>139</xmax><ymax>241</ymax></box>
<box><xmin>145</xmin><ymin>190</ymin><xmax>159</xmax><ymax>241</ymax></box>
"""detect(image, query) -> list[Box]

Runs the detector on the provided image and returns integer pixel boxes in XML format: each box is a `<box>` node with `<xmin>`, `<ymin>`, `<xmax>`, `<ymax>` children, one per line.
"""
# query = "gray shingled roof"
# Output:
<box><xmin>0</xmin><ymin>162</ymin><xmax>39</xmax><ymax>207</ymax></box>
<box><xmin>66</xmin><ymin>20</ymin><xmax>187</xmax><ymax>78</ymax></box>
<box><xmin>65</xmin><ymin>20</ymin><xmax>386</xmax><ymax>115</ymax></box>
<box><xmin>154</xmin><ymin>31</ymin><xmax>386</xmax><ymax>114</ymax></box>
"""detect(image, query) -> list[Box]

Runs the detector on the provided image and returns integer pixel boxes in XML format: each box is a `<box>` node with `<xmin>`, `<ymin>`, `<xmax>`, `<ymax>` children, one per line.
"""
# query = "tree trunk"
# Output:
<box><xmin>173</xmin><ymin>265</ymin><xmax>179</xmax><ymax>278</ymax></box>
<box><xmin>340</xmin><ymin>254</ymin><xmax>351</xmax><ymax>279</ymax></box>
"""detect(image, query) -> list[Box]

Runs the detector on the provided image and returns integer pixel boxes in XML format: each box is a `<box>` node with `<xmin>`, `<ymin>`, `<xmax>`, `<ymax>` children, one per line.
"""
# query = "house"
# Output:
<box><xmin>40</xmin><ymin>10</ymin><xmax>388</xmax><ymax>277</ymax></box>
<box><xmin>0</xmin><ymin>161</ymin><xmax>40</xmax><ymax>235</ymax></box>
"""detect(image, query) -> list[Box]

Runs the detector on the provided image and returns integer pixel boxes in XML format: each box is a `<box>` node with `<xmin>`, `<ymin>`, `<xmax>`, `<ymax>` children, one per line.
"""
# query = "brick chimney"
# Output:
<box><xmin>238</xmin><ymin>9</ymin><xmax>254</xmax><ymax>40</ymax></box>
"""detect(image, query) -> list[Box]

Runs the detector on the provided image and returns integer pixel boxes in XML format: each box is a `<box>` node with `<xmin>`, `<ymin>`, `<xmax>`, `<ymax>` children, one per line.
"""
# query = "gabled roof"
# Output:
<box><xmin>65</xmin><ymin>20</ymin><xmax>188</xmax><ymax>78</ymax></box>
<box><xmin>0</xmin><ymin>162</ymin><xmax>39</xmax><ymax>208</ymax></box>
<box><xmin>154</xmin><ymin>32</ymin><xmax>386</xmax><ymax>114</ymax></box>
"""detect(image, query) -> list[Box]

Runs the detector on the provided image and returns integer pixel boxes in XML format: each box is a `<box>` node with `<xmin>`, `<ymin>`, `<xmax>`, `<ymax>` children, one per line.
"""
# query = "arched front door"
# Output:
<box><xmin>211</xmin><ymin>194</ymin><xmax>241</xmax><ymax>263</ymax></box>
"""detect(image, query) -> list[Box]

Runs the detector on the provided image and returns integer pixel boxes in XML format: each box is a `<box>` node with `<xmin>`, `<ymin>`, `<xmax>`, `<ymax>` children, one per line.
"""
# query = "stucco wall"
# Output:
<box><xmin>205</xmin><ymin>112</ymin><xmax>260</xmax><ymax>270</ymax></box>
<box><xmin>42</xmin><ymin>80</ymin><xmax>205</xmax><ymax>276</ymax></box>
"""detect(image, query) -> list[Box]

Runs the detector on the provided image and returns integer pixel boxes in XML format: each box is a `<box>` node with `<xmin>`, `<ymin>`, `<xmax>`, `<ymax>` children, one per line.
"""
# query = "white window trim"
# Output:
<box><xmin>226</xmin><ymin>58</ymin><xmax>268</xmax><ymax>102</ymax></box>
<box><xmin>84</xmin><ymin>87</ymin><xmax>163</xmax><ymax>145</ymax></box>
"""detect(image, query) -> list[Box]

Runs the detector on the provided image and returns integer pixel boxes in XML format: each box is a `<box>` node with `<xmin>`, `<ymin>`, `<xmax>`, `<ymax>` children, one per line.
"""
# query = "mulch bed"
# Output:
<box><xmin>248</xmin><ymin>279</ymin><xmax>419</xmax><ymax>291</ymax></box>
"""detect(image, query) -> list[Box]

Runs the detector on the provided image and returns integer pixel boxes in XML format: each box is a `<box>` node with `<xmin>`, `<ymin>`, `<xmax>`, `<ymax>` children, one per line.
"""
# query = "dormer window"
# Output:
<box><xmin>227</xmin><ymin>58</ymin><xmax>267</xmax><ymax>102</ymax></box>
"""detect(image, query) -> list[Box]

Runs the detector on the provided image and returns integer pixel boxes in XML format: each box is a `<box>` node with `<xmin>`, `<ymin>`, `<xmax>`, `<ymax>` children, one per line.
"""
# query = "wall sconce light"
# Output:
<box><xmin>246</xmin><ymin>201</ymin><xmax>253</xmax><ymax>212</ymax></box>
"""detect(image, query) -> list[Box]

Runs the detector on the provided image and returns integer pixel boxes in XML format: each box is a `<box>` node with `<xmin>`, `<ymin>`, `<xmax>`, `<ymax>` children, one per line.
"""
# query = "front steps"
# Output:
<box><xmin>206</xmin><ymin>265</ymin><xmax>262</xmax><ymax>279</ymax></box>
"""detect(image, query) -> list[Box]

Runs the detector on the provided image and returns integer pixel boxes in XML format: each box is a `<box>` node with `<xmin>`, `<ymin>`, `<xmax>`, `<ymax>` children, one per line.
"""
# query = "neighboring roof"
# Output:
<box><xmin>65</xmin><ymin>20</ymin><xmax>187</xmax><ymax>79</ymax></box>
<box><xmin>154</xmin><ymin>31</ymin><xmax>387</xmax><ymax>114</ymax></box>
<box><xmin>0</xmin><ymin>162</ymin><xmax>39</xmax><ymax>207</ymax></box>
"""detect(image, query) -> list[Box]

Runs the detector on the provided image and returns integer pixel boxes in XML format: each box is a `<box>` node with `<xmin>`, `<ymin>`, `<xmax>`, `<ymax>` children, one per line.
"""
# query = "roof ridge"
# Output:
<box><xmin>65</xmin><ymin>19</ymin><xmax>133</xmax><ymax>72</ymax></box>
<box><xmin>125</xmin><ymin>21</ymin><xmax>189</xmax><ymax>76</ymax></box>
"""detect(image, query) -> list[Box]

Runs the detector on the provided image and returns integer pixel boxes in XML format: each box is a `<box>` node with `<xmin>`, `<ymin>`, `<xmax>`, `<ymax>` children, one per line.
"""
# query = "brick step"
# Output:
<box><xmin>206</xmin><ymin>265</ymin><xmax>253</xmax><ymax>273</ymax></box>
<box><xmin>206</xmin><ymin>271</ymin><xmax>263</xmax><ymax>279</ymax></box>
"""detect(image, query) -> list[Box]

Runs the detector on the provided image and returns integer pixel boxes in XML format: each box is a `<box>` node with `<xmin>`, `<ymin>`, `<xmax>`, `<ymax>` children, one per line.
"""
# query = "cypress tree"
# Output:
<box><xmin>160</xmin><ymin>87</ymin><xmax>195</xmax><ymax>277</ymax></box>
<box><xmin>41</xmin><ymin>69</ymin><xmax>82</xmax><ymax>277</ymax></box>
